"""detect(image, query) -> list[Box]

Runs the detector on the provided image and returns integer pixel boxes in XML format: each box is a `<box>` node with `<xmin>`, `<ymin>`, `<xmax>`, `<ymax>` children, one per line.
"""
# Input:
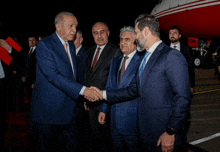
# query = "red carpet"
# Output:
<box><xmin>5</xmin><ymin>112</ymin><xmax>30</xmax><ymax>152</ymax></box>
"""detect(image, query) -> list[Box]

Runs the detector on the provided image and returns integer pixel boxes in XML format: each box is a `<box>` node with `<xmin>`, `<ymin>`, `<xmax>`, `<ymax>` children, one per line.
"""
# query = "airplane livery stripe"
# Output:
<box><xmin>153</xmin><ymin>0</ymin><xmax>220</xmax><ymax>19</ymax></box>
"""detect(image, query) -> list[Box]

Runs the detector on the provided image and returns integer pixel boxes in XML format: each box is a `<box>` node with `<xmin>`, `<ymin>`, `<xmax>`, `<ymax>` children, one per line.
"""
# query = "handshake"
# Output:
<box><xmin>83</xmin><ymin>87</ymin><xmax>103</xmax><ymax>102</ymax></box>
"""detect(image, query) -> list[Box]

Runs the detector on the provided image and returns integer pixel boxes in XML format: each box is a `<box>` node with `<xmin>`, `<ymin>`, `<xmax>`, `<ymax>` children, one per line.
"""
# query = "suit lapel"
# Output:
<box><xmin>119</xmin><ymin>53</ymin><xmax>139</xmax><ymax>87</ymax></box>
<box><xmin>92</xmin><ymin>42</ymin><xmax>111</xmax><ymax>73</ymax></box>
<box><xmin>141</xmin><ymin>42</ymin><xmax>166</xmax><ymax>89</ymax></box>
<box><xmin>52</xmin><ymin>33</ymin><xmax>76</xmax><ymax>78</ymax></box>
<box><xmin>87</xmin><ymin>47</ymin><xmax>96</xmax><ymax>72</ymax></box>
<box><xmin>115</xmin><ymin>56</ymin><xmax>123</xmax><ymax>85</ymax></box>
<box><xmin>68</xmin><ymin>42</ymin><xmax>77</xmax><ymax>78</ymax></box>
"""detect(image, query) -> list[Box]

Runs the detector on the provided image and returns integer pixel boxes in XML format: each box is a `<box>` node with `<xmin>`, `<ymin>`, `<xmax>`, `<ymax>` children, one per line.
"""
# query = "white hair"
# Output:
<box><xmin>119</xmin><ymin>26</ymin><xmax>135</xmax><ymax>37</ymax></box>
<box><xmin>54</xmin><ymin>11</ymin><xmax>75</xmax><ymax>25</ymax></box>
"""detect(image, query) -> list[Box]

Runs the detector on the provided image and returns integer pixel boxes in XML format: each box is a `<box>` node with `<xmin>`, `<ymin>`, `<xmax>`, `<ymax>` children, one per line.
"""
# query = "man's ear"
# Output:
<box><xmin>55</xmin><ymin>23</ymin><xmax>61</xmax><ymax>31</ymax></box>
<box><xmin>80</xmin><ymin>37</ymin><xmax>83</xmax><ymax>44</ymax></box>
<box><xmin>143</xmin><ymin>26</ymin><xmax>150</xmax><ymax>37</ymax></box>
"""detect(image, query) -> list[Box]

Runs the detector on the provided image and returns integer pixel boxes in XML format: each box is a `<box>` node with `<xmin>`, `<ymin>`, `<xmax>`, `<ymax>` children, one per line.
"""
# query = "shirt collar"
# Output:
<box><xmin>170</xmin><ymin>42</ymin><xmax>180</xmax><ymax>50</ymax></box>
<box><xmin>76</xmin><ymin>45</ymin><xmax>82</xmax><ymax>55</ymax></box>
<box><xmin>96</xmin><ymin>41</ymin><xmax>108</xmax><ymax>50</ymax></box>
<box><xmin>148</xmin><ymin>40</ymin><xmax>163</xmax><ymax>53</ymax></box>
<box><xmin>124</xmin><ymin>50</ymin><xmax>136</xmax><ymax>59</ymax></box>
<box><xmin>56</xmin><ymin>32</ymin><xmax>67</xmax><ymax>45</ymax></box>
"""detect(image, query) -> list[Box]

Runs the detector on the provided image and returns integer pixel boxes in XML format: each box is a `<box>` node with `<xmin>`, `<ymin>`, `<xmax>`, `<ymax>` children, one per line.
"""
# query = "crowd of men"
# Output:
<box><xmin>1</xmin><ymin>11</ymin><xmax>196</xmax><ymax>152</ymax></box>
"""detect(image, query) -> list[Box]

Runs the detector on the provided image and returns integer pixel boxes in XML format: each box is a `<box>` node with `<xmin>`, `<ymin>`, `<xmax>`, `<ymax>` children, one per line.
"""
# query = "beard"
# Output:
<box><xmin>136</xmin><ymin>33</ymin><xmax>146</xmax><ymax>52</ymax></box>
<box><xmin>170</xmin><ymin>37</ymin><xmax>179</xmax><ymax>43</ymax></box>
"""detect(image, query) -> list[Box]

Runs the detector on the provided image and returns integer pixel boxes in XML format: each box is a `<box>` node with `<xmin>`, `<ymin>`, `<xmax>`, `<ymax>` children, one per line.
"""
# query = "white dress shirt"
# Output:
<box><xmin>76</xmin><ymin>45</ymin><xmax>82</xmax><ymax>55</ymax></box>
<box><xmin>170</xmin><ymin>42</ymin><xmax>180</xmax><ymax>51</ymax></box>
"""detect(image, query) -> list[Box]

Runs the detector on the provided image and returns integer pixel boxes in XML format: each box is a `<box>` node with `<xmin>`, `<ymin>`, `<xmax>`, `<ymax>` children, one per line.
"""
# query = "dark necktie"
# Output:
<box><xmin>138</xmin><ymin>52</ymin><xmax>151</xmax><ymax>87</ymax></box>
<box><xmin>173</xmin><ymin>45</ymin><xmax>177</xmax><ymax>49</ymax></box>
<box><xmin>92</xmin><ymin>47</ymin><xmax>101</xmax><ymax>72</ymax></box>
<box><xmin>119</xmin><ymin>56</ymin><xmax>129</xmax><ymax>83</ymax></box>
<box><xmin>28</xmin><ymin>47</ymin><xmax>33</xmax><ymax>57</ymax></box>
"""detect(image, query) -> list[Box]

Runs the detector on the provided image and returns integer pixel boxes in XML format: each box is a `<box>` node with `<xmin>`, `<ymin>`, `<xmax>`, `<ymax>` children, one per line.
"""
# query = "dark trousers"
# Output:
<box><xmin>111</xmin><ymin>127</ymin><xmax>140</xmax><ymax>152</ymax></box>
<box><xmin>89</xmin><ymin>104</ymin><xmax>112</xmax><ymax>152</ymax></box>
<box><xmin>30</xmin><ymin>118</ymin><xmax>80</xmax><ymax>152</ymax></box>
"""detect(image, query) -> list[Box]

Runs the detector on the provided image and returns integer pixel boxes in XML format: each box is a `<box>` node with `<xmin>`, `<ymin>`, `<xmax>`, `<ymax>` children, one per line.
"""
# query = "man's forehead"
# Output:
<box><xmin>121</xmin><ymin>31</ymin><xmax>133</xmax><ymax>38</ymax></box>
<box><xmin>64</xmin><ymin>15</ymin><xmax>78</xmax><ymax>24</ymax></box>
<box><xmin>93</xmin><ymin>24</ymin><xmax>107</xmax><ymax>32</ymax></box>
<box><xmin>169</xmin><ymin>29</ymin><xmax>179</xmax><ymax>33</ymax></box>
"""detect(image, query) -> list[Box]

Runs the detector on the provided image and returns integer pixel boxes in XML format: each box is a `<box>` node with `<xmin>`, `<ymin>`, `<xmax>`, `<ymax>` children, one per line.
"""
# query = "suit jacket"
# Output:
<box><xmin>25</xmin><ymin>47</ymin><xmax>36</xmax><ymax>86</ymax></box>
<box><xmin>76</xmin><ymin>46</ymin><xmax>87</xmax><ymax>85</ymax></box>
<box><xmin>84</xmin><ymin>41</ymin><xmax>121</xmax><ymax>107</ymax></box>
<box><xmin>106</xmin><ymin>42</ymin><xmax>191</xmax><ymax>146</ymax></box>
<box><xmin>180</xmin><ymin>43</ymin><xmax>195</xmax><ymax>88</ymax></box>
<box><xmin>100</xmin><ymin>52</ymin><xmax>142</xmax><ymax>135</ymax></box>
<box><xmin>30</xmin><ymin>33</ymin><xmax>83</xmax><ymax>124</ymax></box>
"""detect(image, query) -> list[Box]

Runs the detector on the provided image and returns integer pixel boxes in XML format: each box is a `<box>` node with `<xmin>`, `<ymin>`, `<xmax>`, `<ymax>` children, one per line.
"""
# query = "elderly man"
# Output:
<box><xmin>84</xmin><ymin>22</ymin><xmax>122</xmax><ymax>152</ymax></box>
<box><xmin>98</xmin><ymin>26</ymin><xmax>143</xmax><ymax>152</ymax></box>
<box><xmin>30</xmin><ymin>12</ymin><xmax>101</xmax><ymax>152</ymax></box>
<box><xmin>88</xmin><ymin>14</ymin><xmax>191</xmax><ymax>152</ymax></box>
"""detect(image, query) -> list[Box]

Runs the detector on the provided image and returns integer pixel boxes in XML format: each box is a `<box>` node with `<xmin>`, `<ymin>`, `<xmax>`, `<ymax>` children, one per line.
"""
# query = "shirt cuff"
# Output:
<box><xmin>79</xmin><ymin>86</ymin><xmax>86</xmax><ymax>95</ymax></box>
<box><xmin>103</xmin><ymin>90</ymin><xmax>107</xmax><ymax>100</ymax></box>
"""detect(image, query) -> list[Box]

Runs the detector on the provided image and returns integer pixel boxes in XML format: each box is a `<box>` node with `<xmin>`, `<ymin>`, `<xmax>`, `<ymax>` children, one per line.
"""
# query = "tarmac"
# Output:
<box><xmin>187</xmin><ymin>68</ymin><xmax>220</xmax><ymax>152</ymax></box>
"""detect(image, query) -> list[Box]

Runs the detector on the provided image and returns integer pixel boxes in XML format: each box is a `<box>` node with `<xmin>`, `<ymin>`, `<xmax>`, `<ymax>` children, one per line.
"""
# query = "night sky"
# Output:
<box><xmin>0</xmin><ymin>1</ymin><xmax>159</xmax><ymax>48</ymax></box>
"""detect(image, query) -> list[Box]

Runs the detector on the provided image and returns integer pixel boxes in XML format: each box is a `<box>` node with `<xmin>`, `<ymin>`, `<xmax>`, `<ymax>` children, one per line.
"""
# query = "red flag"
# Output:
<box><xmin>188</xmin><ymin>37</ymin><xmax>198</xmax><ymax>48</ymax></box>
<box><xmin>0</xmin><ymin>47</ymin><xmax>12</xmax><ymax>65</ymax></box>
<box><xmin>6</xmin><ymin>37</ymin><xmax>22</xmax><ymax>52</ymax></box>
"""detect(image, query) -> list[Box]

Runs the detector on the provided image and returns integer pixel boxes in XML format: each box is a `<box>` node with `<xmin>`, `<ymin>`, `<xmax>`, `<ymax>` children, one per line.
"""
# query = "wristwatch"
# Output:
<box><xmin>166</xmin><ymin>127</ymin><xmax>175</xmax><ymax>135</ymax></box>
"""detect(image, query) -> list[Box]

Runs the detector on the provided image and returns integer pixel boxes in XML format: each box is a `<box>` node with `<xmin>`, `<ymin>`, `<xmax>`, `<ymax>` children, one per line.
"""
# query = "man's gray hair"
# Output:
<box><xmin>119</xmin><ymin>26</ymin><xmax>135</xmax><ymax>37</ymax></box>
<box><xmin>54</xmin><ymin>11</ymin><xmax>75</xmax><ymax>25</ymax></box>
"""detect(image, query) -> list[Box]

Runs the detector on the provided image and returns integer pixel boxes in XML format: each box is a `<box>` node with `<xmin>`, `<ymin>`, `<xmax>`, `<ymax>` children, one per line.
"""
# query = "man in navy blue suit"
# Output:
<box><xmin>98</xmin><ymin>26</ymin><xmax>142</xmax><ymax>152</ymax></box>
<box><xmin>87</xmin><ymin>14</ymin><xmax>191</xmax><ymax>152</ymax></box>
<box><xmin>30</xmin><ymin>12</ymin><xmax>101</xmax><ymax>152</ymax></box>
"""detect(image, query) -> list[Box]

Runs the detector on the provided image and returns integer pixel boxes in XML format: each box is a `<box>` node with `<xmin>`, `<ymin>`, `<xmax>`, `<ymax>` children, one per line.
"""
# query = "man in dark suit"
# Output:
<box><xmin>84</xmin><ymin>22</ymin><xmax>122</xmax><ymax>151</ymax></box>
<box><xmin>88</xmin><ymin>14</ymin><xmax>191</xmax><ymax>152</ymax></box>
<box><xmin>74</xmin><ymin>30</ymin><xmax>87</xmax><ymax>85</ymax></box>
<box><xmin>98</xmin><ymin>26</ymin><xmax>142</xmax><ymax>152</ymax></box>
<box><xmin>73</xmin><ymin>30</ymin><xmax>91</xmax><ymax>151</ymax></box>
<box><xmin>169</xmin><ymin>26</ymin><xmax>195</xmax><ymax>95</ymax></box>
<box><xmin>30</xmin><ymin>12</ymin><xmax>101</xmax><ymax>152</ymax></box>
<box><xmin>22</xmin><ymin>37</ymin><xmax>37</xmax><ymax>103</ymax></box>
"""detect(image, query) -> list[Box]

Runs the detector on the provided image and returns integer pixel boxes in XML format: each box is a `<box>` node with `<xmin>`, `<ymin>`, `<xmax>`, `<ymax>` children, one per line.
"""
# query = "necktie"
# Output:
<box><xmin>63</xmin><ymin>43</ymin><xmax>73</xmax><ymax>68</ymax></box>
<box><xmin>173</xmin><ymin>45</ymin><xmax>177</xmax><ymax>49</ymax></box>
<box><xmin>92</xmin><ymin>47</ymin><xmax>101</xmax><ymax>72</ymax></box>
<box><xmin>119</xmin><ymin>56</ymin><xmax>129</xmax><ymax>83</ymax></box>
<box><xmin>138</xmin><ymin>51</ymin><xmax>151</xmax><ymax>87</ymax></box>
<box><xmin>28</xmin><ymin>47</ymin><xmax>33</xmax><ymax>57</ymax></box>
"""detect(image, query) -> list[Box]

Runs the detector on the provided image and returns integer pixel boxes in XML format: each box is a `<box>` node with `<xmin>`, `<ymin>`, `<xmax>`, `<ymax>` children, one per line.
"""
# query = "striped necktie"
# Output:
<box><xmin>119</xmin><ymin>56</ymin><xmax>129</xmax><ymax>83</ymax></box>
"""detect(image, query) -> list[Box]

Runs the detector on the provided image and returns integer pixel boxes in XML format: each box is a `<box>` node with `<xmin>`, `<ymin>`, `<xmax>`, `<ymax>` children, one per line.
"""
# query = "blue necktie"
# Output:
<box><xmin>139</xmin><ymin>51</ymin><xmax>151</xmax><ymax>87</ymax></box>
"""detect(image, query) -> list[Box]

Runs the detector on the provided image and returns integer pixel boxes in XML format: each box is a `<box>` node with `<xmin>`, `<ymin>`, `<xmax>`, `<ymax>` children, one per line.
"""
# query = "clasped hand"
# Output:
<box><xmin>83</xmin><ymin>87</ymin><xmax>103</xmax><ymax>102</ymax></box>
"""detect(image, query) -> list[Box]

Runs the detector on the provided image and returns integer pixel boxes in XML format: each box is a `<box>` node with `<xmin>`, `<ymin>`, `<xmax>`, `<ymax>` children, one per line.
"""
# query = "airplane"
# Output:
<box><xmin>151</xmin><ymin>0</ymin><xmax>220</xmax><ymax>68</ymax></box>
